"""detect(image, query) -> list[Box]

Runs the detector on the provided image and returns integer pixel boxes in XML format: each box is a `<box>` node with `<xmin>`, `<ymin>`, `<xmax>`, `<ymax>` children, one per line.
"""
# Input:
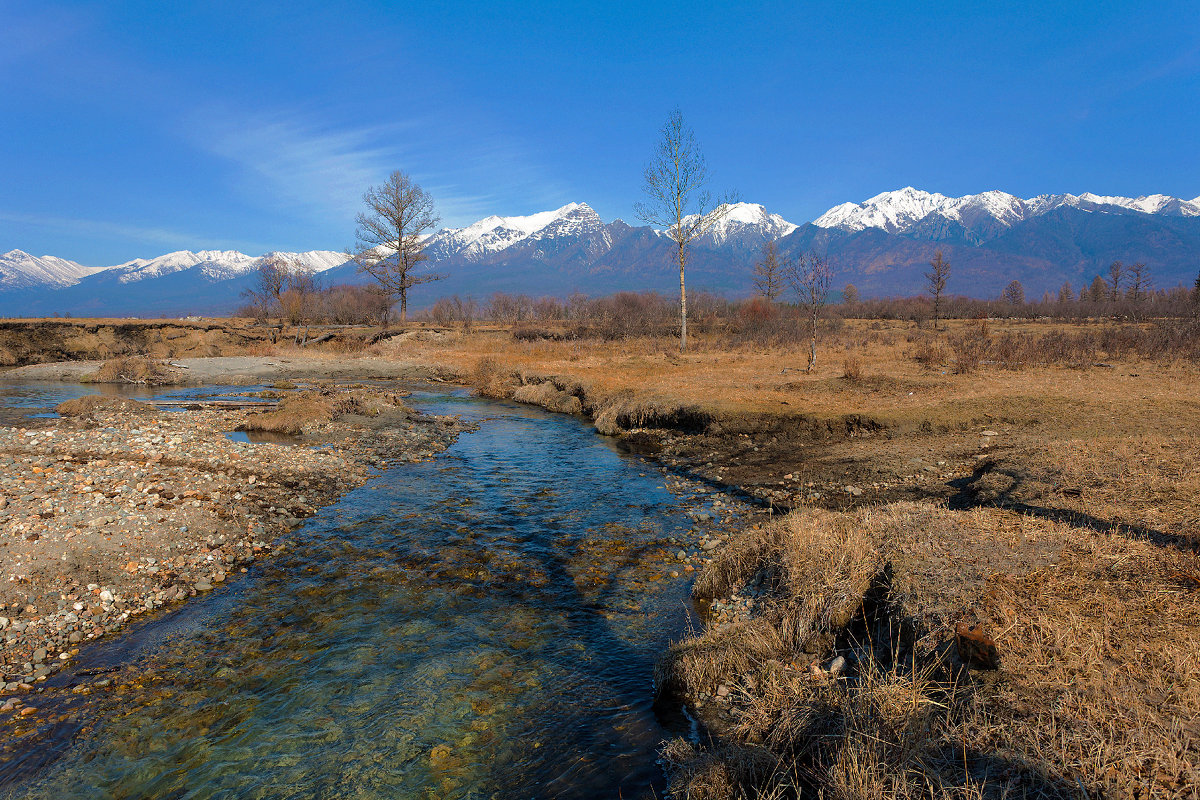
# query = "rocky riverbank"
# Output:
<box><xmin>0</xmin><ymin>386</ymin><xmax>468</xmax><ymax>714</ymax></box>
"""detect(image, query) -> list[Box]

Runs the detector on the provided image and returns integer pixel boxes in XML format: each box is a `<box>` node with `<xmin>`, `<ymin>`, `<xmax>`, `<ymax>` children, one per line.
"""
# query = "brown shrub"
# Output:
<box><xmin>948</xmin><ymin>331</ymin><xmax>986</xmax><ymax>374</ymax></box>
<box><xmin>908</xmin><ymin>335</ymin><xmax>946</xmax><ymax>369</ymax></box>
<box><xmin>841</xmin><ymin>354</ymin><xmax>863</xmax><ymax>382</ymax></box>
<box><xmin>470</xmin><ymin>356</ymin><xmax>514</xmax><ymax>399</ymax></box>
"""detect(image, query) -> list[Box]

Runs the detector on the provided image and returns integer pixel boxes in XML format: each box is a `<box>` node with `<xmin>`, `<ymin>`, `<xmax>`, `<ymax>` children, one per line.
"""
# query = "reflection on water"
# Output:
<box><xmin>1</xmin><ymin>389</ymin><xmax>699</xmax><ymax>799</ymax></box>
<box><xmin>224</xmin><ymin>429</ymin><xmax>306</xmax><ymax>445</ymax></box>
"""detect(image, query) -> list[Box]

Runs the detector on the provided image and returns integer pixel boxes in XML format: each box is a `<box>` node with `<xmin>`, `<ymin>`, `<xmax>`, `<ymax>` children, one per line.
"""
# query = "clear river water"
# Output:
<box><xmin>0</xmin><ymin>383</ymin><xmax>720</xmax><ymax>799</ymax></box>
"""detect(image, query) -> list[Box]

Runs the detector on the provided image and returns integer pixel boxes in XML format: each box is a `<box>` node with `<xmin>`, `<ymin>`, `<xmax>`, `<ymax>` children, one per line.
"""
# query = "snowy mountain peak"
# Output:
<box><xmin>814</xmin><ymin>188</ymin><xmax>1200</xmax><ymax>235</ymax></box>
<box><xmin>0</xmin><ymin>249</ymin><xmax>104</xmax><ymax>290</ymax></box>
<box><xmin>671</xmin><ymin>202</ymin><xmax>798</xmax><ymax>246</ymax></box>
<box><xmin>102</xmin><ymin>249</ymin><xmax>349</xmax><ymax>284</ymax></box>
<box><xmin>814</xmin><ymin>187</ymin><xmax>950</xmax><ymax>233</ymax></box>
<box><xmin>424</xmin><ymin>202</ymin><xmax>598</xmax><ymax>261</ymax></box>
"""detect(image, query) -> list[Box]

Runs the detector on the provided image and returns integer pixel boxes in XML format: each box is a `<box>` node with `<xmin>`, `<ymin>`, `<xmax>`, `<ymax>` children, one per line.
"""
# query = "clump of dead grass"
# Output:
<box><xmin>83</xmin><ymin>356</ymin><xmax>187</xmax><ymax>385</ymax></box>
<box><xmin>239</xmin><ymin>388</ymin><xmax>403</xmax><ymax>434</ymax></box>
<box><xmin>471</xmin><ymin>355</ymin><xmax>514</xmax><ymax>399</ymax></box>
<box><xmin>659</xmin><ymin>738</ymin><xmax>782</xmax><ymax>800</ymax></box>
<box><xmin>56</xmin><ymin>395</ymin><xmax>156</xmax><ymax>419</ymax></box>
<box><xmin>662</xmin><ymin>500</ymin><xmax>1200</xmax><ymax>797</ymax></box>
<box><xmin>841</xmin><ymin>354</ymin><xmax>864</xmax><ymax>382</ymax></box>
<box><xmin>593</xmin><ymin>390</ymin><xmax>712</xmax><ymax>436</ymax></box>
<box><xmin>511</xmin><ymin>381</ymin><xmax>583</xmax><ymax>414</ymax></box>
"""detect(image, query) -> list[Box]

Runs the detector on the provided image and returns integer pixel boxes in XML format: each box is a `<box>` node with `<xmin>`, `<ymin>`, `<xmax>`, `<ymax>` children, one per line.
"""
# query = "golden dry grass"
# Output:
<box><xmin>373</xmin><ymin>319</ymin><xmax>1200</xmax><ymax>440</ymax></box>
<box><xmin>661</xmin><ymin>500</ymin><xmax>1200</xmax><ymax>798</ymax></box>
<box><xmin>239</xmin><ymin>388</ymin><xmax>403</xmax><ymax>434</ymax></box>
<box><xmin>55</xmin><ymin>394</ymin><xmax>156</xmax><ymax>418</ymax></box>
<box><xmin>82</xmin><ymin>356</ymin><xmax>187</xmax><ymax>385</ymax></box>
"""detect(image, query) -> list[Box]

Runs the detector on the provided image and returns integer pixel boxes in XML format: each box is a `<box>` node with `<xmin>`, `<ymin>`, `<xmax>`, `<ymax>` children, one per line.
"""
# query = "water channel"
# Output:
<box><xmin>0</xmin><ymin>383</ymin><xmax>737</xmax><ymax>798</ymax></box>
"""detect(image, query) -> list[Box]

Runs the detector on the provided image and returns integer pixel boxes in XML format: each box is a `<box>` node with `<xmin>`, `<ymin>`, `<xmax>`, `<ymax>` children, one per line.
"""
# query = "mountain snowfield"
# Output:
<box><xmin>0</xmin><ymin>249</ymin><xmax>108</xmax><ymax>289</ymax></box>
<box><xmin>676</xmin><ymin>202</ymin><xmax>798</xmax><ymax>246</ymax></box>
<box><xmin>0</xmin><ymin>248</ymin><xmax>350</xmax><ymax>291</ymax></box>
<box><xmin>814</xmin><ymin>187</ymin><xmax>1200</xmax><ymax>235</ymax></box>
<box><xmin>423</xmin><ymin>203</ymin><xmax>608</xmax><ymax>261</ymax></box>
<box><xmin>102</xmin><ymin>249</ymin><xmax>349</xmax><ymax>284</ymax></box>
<box><xmin>2</xmin><ymin>186</ymin><xmax>1199</xmax><ymax>315</ymax></box>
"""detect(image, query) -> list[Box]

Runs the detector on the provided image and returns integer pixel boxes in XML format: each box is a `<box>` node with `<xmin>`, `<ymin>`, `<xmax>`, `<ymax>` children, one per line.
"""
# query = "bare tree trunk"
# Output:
<box><xmin>807</xmin><ymin>314</ymin><xmax>817</xmax><ymax>372</ymax></box>
<box><xmin>678</xmin><ymin>241</ymin><xmax>687</xmax><ymax>351</ymax></box>
<box><xmin>400</xmin><ymin>290</ymin><xmax>407</xmax><ymax>323</ymax></box>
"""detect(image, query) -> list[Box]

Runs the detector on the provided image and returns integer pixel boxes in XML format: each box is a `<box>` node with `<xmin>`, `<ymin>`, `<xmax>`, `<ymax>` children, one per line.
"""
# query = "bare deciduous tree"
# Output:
<box><xmin>1126</xmin><ymin>262</ymin><xmax>1151</xmax><ymax>302</ymax></box>
<box><xmin>348</xmin><ymin>170</ymin><xmax>441</xmax><ymax>324</ymax></box>
<box><xmin>841</xmin><ymin>284</ymin><xmax>859</xmax><ymax>305</ymax></box>
<box><xmin>280</xmin><ymin>267</ymin><xmax>318</xmax><ymax>326</ymax></box>
<box><xmin>1108</xmin><ymin>261</ymin><xmax>1124</xmax><ymax>302</ymax></box>
<box><xmin>925</xmin><ymin>250</ymin><xmax>951</xmax><ymax>329</ymax></box>
<box><xmin>752</xmin><ymin>240</ymin><xmax>784</xmax><ymax>302</ymax></box>
<box><xmin>1002</xmin><ymin>279</ymin><xmax>1026</xmax><ymax>306</ymax></box>
<box><xmin>635</xmin><ymin>108</ymin><xmax>737</xmax><ymax>351</ymax></box>
<box><xmin>788</xmin><ymin>251</ymin><xmax>833</xmax><ymax>373</ymax></box>
<box><xmin>242</xmin><ymin>254</ymin><xmax>293</xmax><ymax>321</ymax></box>
<box><xmin>1088</xmin><ymin>274</ymin><xmax>1108</xmax><ymax>303</ymax></box>
<box><xmin>1192</xmin><ymin>270</ymin><xmax>1200</xmax><ymax>318</ymax></box>
<box><xmin>1058</xmin><ymin>281</ymin><xmax>1074</xmax><ymax>305</ymax></box>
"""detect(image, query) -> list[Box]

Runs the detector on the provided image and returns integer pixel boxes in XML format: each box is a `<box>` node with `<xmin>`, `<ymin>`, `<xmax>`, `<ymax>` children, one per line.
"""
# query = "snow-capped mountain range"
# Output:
<box><xmin>424</xmin><ymin>202</ymin><xmax>611</xmax><ymax>261</ymax></box>
<box><xmin>0</xmin><ymin>249</ymin><xmax>108</xmax><ymax>290</ymax></box>
<box><xmin>814</xmin><ymin>187</ymin><xmax>1200</xmax><ymax>236</ymax></box>
<box><xmin>3</xmin><ymin>187</ymin><xmax>1199</xmax><ymax>315</ymax></box>
<box><xmin>0</xmin><ymin>249</ymin><xmax>348</xmax><ymax>291</ymax></box>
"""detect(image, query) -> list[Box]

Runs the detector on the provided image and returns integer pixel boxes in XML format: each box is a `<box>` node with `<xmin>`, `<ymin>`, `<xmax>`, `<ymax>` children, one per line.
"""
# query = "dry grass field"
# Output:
<box><xmin>369</xmin><ymin>318</ymin><xmax>1200</xmax><ymax>798</ymax></box>
<box><xmin>6</xmin><ymin>315</ymin><xmax>1199</xmax><ymax>796</ymax></box>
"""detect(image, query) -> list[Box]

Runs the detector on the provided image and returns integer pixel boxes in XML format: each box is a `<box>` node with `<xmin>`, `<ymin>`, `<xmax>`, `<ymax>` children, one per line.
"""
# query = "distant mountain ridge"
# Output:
<box><xmin>813</xmin><ymin>187</ymin><xmax>1200</xmax><ymax>242</ymax></box>
<box><xmin>3</xmin><ymin>188</ymin><xmax>1199</xmax><ymax>316</ymax></box>
<box><xmin>0</xmin><ymin>249</ymin><xmax>108</xmax><ymax>290</ymax></box>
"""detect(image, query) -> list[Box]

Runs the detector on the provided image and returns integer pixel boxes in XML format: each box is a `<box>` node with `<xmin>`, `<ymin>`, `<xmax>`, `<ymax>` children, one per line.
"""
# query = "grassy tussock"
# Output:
<box><xmin>471</xmin><ymin>356</ymin><xmax>514</xmax><ymax>399</ymax></box>
<box><xmin>240</xmin><ymin>388</ymin><xmax>402</xmax><ymax>434</ymax></box>
<box><xmin>659</xmin><ymin>739</ymin><xmax>781</xmax><ymax>800</ymax></box>
<box><xmin>83</xmin><ymin>356</ymin><xmax>186</xmax><ymax>385</ymax></box>
<box><xmin>592</xmin><ymin>390</ymin><xmax>710</xmax><ymax>436</ymax></box>
<box><xmin>56</xmin><ymin>395</ymin><xmax>156</xmax><ymax>418</ymax></box>
<box><xmin>663</xmin><ymin>502</ymin><xmax>1200</xmax><ymax>797</ymax></box>
<box><xmin>511</xmin><ymin>382</ymin><xmax>583</xmax><ymax>414</ymax></box>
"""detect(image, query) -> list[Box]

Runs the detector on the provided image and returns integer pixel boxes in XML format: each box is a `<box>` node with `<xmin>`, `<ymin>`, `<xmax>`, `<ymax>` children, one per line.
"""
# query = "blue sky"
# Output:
<box><xmin>2</xmin><ymin>0</ymin><xmax>1198</xmax><ymax>265</ymax></box>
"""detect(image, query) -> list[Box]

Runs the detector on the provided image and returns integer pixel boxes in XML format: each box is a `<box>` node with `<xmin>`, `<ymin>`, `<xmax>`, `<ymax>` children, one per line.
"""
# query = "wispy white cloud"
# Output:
<box><xmin>186</xmin><ymin>106</ymin><xmax>575</xmax><ymax>231</ymax></box>
<box><xmin>190</xmin><ymin>110</ymin><xmax>408</xmax><ymax>220</ymax></box>
<box><xmin>0</xmin><ymin>210</ymin><xmax>269</xmax><ymax>262</ymax></box>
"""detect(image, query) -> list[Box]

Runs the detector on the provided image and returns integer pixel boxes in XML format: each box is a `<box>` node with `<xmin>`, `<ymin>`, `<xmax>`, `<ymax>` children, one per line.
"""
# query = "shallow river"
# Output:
<box><xmin>0</xmin><ymin>384</ymin><xmax>718</xmax><ymax>798</ymax></box>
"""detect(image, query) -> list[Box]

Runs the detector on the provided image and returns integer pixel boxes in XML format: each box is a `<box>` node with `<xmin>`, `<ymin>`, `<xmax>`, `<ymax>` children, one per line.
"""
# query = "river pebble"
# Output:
<box><xmin>0</xmin><ymin>388</ymin><xmax>470</xmax><ymax>693</ymax></box>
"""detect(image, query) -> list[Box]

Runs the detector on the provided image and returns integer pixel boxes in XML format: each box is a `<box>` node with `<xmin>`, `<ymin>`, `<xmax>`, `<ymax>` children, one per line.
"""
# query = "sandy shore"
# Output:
<box><xmin>0</xmin><ymin>355</ymin><xmax>446</xmax><ymax>384</ymax></box>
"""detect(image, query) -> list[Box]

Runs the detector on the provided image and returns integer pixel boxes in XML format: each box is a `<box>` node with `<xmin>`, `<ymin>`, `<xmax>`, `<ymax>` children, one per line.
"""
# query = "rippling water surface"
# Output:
<box><xmin>0</xmin><ymin>386</ymin><xmax>702</xmax><ymax>798</ymax></box>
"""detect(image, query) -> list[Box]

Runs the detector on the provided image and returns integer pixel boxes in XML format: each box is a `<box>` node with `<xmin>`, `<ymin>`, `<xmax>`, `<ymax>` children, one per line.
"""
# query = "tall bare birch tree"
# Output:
<box><xmin>635</xmin><ymin>109</ymin><xmax>736</xmax><ymax>351</ymax></box>
<box><xmin>788</xmin><ymin>251</ymin><xmax>833</xmax><ymax>373</ymax></box>
<box><xmin>348</xmin><ymin>170</ymin><xmax>441</xmax><ymax>324</ymax></box>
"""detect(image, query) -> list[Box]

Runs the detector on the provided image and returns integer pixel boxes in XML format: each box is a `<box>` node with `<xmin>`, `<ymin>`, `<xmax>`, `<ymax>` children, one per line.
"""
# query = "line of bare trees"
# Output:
<box><xmin>240</xmin><ymin>256</ymin><xmax>390</xmax><ymax>325</ymax></box>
